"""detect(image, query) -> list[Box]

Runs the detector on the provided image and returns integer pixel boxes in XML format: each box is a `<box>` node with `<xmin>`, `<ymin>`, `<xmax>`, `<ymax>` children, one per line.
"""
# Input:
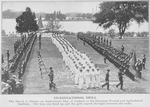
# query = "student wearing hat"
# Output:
<box><xmin>142</xmin><ymin>55</ymin><xmax>146</xmax><ymax>70</ymax></box>
<box><xmin>18</xmin><ymin>80</ymin><xmax>24</xmax><ymax>94</ymax></box>
<box><xmin>135</xmin><ymin>59</ymin><xmax>143</xmax><ymax>79</ymax></box>
<box><xmin>2</xmin><ymin>54</ymin><xmax>4</xmax><ymax>63</ymax></box>
<box><xmin>15</xmin><ymin>82</ymin><xmax>22</xmax><ymax>94</ymax></box>
<box><xmin>7</xmin><ymin>50</ymin><xmax>10</xmax><ymax>64</ymax></box>
<box><xmin>48</xmin><ymin>67</ymin><xmax>55</xmax><ymax>90</ymax></box>
<box><xmin>102</xmin><ymin>69</ymin><xmax>110</xmax><ymax>90</ymax></box>
<box><xmin>8</xmin><ymin>75</ymin><xmax>17</xmax><ymax>94</ymax></box>
<box><xmin>116</xmin><ymin>67</ymin><xmax>125</xmax><ymax>89</ymax></box>
<box><xmin>5</xmin><ymin>80</ymin><xmax>13</xmax><ymax>94</ymax></box>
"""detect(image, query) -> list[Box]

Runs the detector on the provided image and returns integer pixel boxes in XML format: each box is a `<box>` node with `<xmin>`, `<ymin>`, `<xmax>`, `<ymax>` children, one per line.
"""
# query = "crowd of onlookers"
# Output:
<box><xmin>1</xmin><ymin>32</ymin><xmax>37</xmax><ymax>94</ymax></box>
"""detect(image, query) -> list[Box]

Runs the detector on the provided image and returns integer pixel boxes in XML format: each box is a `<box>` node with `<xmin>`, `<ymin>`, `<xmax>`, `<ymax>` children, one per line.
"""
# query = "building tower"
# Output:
<box><xmin>38</xmin><ymin>15</ymin><xmax>43</xmax><ymax>28</ymax></box>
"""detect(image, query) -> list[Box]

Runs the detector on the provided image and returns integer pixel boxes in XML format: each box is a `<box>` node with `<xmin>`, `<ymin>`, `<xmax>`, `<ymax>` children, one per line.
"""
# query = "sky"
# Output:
<box><xmin>2</xmin><ymin>1</ymin><xmax>101</xmax><ymax>13</ymax></box>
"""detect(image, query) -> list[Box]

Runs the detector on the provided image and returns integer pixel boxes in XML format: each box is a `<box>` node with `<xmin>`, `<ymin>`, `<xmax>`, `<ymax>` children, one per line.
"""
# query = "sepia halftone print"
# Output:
<box><xmin>1</xmin><ymin>1</ymin><xmax>149</xmax><ymax>94</ymax></box>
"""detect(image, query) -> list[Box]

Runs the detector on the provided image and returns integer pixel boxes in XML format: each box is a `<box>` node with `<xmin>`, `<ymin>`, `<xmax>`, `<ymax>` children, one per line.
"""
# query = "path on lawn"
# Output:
<box><xmin>23</xmin><ymin>34</ymin><xmax>149</xmax><ymax>94</ymax></box>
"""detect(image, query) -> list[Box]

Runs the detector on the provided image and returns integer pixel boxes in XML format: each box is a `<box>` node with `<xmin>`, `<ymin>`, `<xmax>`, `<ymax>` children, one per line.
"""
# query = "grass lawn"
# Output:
<box><xmin>1</xmin><ymin>35</ymin><xmax>149</xmax><ymax>94</ymax></box>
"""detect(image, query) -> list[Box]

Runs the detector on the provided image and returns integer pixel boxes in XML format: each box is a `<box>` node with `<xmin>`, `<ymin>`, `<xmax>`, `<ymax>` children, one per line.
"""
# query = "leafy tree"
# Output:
<box><xmin>94</xmin><ymin>1</ymin><xmax>148</xmax><ymax>39</ymax></box>
<box><xmin>16</xmin><ymin>7</ymin><xmax>39</xmax><ymax>34</ymax></box>
<box><xmin>108</xmin><ymin>29</ymin><xmax>115</xmax><ymax>38</ymax></box>
<box><xmin>46</xmin><ymin>20</ymin><xmax>62</xmax><ymax>32</ymax></box>
<box><xmin>45</xmin><ymin>14</ymin><xmax>50</xmax><ymax>20</ymax></box>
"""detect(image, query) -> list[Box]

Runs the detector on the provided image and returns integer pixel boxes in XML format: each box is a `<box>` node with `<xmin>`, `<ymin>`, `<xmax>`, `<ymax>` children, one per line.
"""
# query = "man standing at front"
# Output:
<box><xmin>48</xmin><ymin>67</ymin><xmax>54</xmax><ymax>90</ymax></box>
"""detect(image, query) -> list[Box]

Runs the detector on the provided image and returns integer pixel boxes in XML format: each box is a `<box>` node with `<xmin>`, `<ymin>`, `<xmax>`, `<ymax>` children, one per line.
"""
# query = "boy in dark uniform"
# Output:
<box><xmin>121</xmin><ymin>45</ymin><xmax>124</xmax><ymax>52</ymax></box>
<box><xmin>2</xmin><ymin>54</ymin><xmax>4</xmax><ymax>63</ymax></box>
<box><xmin>48</xmin><ymin>67</ymin><xmax>56</xmax><ymax>90</ymax></box>
<box><xmin>116</xmin><ymin>67</ymin><xmax>125</xmax><ymax>89</ymax></box>
<box><xmin>135</xmin><ymin>59</ymin><xmax>143</xmax><ymax>79</ymax></box>
<box><xmin>7</xmin><ymin>50</ymin><xmax>10</xmax><ymax>63</ymax></box>
<box><xmin>142</xmin><ymin>55</ymin><xmax>146</xmax><ymax>69</ymax></box>
<box><xmin>102</xmin><ymin>69</ymin><xmax>110</xmax><ymax>90</ymax></box>
<box><xmin>109</xmin><ymin>39</ymin><xmax>112</xmax><ymax>46</ymax></box>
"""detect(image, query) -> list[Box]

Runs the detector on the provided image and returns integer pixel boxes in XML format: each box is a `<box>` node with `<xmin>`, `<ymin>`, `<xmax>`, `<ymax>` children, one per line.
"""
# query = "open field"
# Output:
<box><xmin>1</xmin><ymin>35</ymin><xmax>150</xmax><ymax>94</ymax></box>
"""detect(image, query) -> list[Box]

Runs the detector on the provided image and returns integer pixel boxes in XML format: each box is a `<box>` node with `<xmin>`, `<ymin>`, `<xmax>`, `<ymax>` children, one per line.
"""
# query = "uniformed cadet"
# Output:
<box><xmin>142</xmin><ymin>55</ymin><xmax>146</xmax><ymax>69</ymax></box>
<box><xmin>102</xmin><ymin>69</ymin><xmax>110</xmax><ymax>90</ymax></box>
<box><xmin>7</xmin><ymin>50</ymin><xmax>10</xmax><ymax>63</ymax></box>
<box><xmin>121</xmin><ymin>45</ymin><xmax>124</xmax><ymax>52</ymax></box>
<box><xmin>2</xmin><ymin>54</ymin><xmax>4</xmax><ymax>63</ymax></box>
<box><xmin>48</xmin><ymin>67</ymin><xmax>55</xmax><ymax>90</ymax></box>
<box><xmin>106</xmin><ymin>38</ymin><xmax>108</xmax><ymax>45</ymax></box>
<box><xmin>109</xmin><ymin>39</ymin><xmax>112</xmax><ymax>46</ymax></box>
<box><xmin>135</xmin><ymin>59</ymin><xmax>142</xmax><ymax>79</ymax></box>
<box><xmin>116</xmin><ymin>67</ymin><xmax>125</xmax><ymax>89</ymax></box>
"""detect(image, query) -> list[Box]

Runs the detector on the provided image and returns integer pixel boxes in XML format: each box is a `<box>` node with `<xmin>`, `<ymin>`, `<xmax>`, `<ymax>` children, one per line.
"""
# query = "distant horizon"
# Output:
<box><xmin>2</xmin><ymin>1</ymin><xmax>101</xmax><ymax>14</ymax></box>
<box><xmin>2</xmin><ymin>9</ymin><xmax>95</xmax><ymax>14</ymax></box>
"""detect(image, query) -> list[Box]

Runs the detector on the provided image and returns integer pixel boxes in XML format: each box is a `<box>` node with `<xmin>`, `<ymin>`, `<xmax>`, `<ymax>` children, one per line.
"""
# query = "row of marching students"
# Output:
<box><xmin>78</xmin><ymin>33</ymin><xmax>131</xmax><ymax>69</ymax></box>
<box><xmin>51</xmin><ymin>33</ymin><xmax>101</xmax><ymax>89</ymax></box>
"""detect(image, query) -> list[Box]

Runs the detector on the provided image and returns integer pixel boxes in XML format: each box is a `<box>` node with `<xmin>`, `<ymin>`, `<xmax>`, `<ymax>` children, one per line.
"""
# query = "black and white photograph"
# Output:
<box><xmin>1</xmin><ymin>0</ymin><xmax>149</xmax><ymax>97</ymax></box>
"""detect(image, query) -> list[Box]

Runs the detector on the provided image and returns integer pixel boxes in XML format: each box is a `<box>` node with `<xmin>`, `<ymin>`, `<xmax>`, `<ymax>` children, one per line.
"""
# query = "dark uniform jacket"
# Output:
<box><xmin>105</xmin><ymin>73</ymin><xmax>109</xmax><ymax>82</ymax></box>
<box><xmin>48</xmin><ymin>71</ymin><xmax>54</xmax><ymax>82</ymax></box>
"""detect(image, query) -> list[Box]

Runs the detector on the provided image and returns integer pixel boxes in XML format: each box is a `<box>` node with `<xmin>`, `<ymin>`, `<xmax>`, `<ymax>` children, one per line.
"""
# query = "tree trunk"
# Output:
<box><xmin>119</xmin><ymin>32</ymin><xmax>124</xmax><ymax>39</ymax></box>
<box><xmin>118</xmin><ymin>23</ymin><xmax>126</xmax><ymax>39</ymax></box>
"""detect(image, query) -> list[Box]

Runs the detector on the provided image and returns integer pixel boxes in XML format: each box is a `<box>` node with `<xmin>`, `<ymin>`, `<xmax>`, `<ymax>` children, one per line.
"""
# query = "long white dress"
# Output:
<box><xmin>91</xmin><ymin>70</ymin><xmax>96</xmax><ymax>88</ymax></box>
<box><xmin>84</xmin><ymin>71</ymin><xmax>91</xmax><ymax>89</ymax></box>
<box><xmin>78</xmin><ymin>71</ymin><xmax>84</xmax><ymax>89</ymax></box>
<box><xmin>95</xmin><ymin>69</ymin><xmax>101</xmax><ymax>87</ymax></box>
<box><xmin>75</xmin><ymin>68</ymin><xmax>79</xmax><ymax>85</ymax></box>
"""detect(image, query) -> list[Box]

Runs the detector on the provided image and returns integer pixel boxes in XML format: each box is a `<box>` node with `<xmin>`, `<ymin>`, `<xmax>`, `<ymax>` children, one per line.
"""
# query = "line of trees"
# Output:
<box><xmin>93</xmin><ymin>1</ymin><xmax>148</xmax><ymax>39</ymax></box>
<box><xmin>84</xmin><ymin>30</ymin><xmax>149</xmax><ymax>39</ymax></box>
<box><xmin>45</xmin><ymin>11</ymin><xmax>66</xmax><ymax>21</ymax></box>
<box><xmin>76</xmin><ymin>13</ymin><xmax>93</xmax><ymax>19</ymax></box>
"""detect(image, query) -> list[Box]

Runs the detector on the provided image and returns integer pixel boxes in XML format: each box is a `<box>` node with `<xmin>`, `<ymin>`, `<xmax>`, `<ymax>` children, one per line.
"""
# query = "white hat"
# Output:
<box><xmin>16</xmin><ymin>82</ymin><xmax>20</xmax><ymax>84</ymax></box>
<box><xmin>12</xmin><ymin>75</ymin><xmax>17</xmax><ymax>78</ymax></box>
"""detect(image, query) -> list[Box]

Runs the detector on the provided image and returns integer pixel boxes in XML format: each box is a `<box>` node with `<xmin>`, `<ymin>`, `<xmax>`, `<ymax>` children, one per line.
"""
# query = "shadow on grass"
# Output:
<box><xmin>50</xmin><ymin>88</ymin><xmax>59</xmax><ymax>92</ymax></box>
<box><xmin>134</xmin><ymin>77</ymin><xmax>148</xmax><ymax>83</ymax></box>
<box><xmin>95</xmin><ymin>64</ymin><xmax>109</xmax><ymax>68</ymax></box>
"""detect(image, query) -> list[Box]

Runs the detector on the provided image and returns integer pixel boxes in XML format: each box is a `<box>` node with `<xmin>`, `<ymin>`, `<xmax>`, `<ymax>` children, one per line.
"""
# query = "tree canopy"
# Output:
<box><xmin>46</xmin><ymin>20</ymin><xmax>62</xmax><ymax>32</ymax></box>
<box><xmin>45</xmin><ymin>11</ymin><xmax>66</xmax><ymax>21</ymax></box>
<box><xmin>94</xmin><ymin>1</ymin><xmax>148</xmax><ymax>38</ymax></box>
<box><xmin>16</xmin><ymin>7</ymin><xmax>39</xmax><ymax>33</ymax></box>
